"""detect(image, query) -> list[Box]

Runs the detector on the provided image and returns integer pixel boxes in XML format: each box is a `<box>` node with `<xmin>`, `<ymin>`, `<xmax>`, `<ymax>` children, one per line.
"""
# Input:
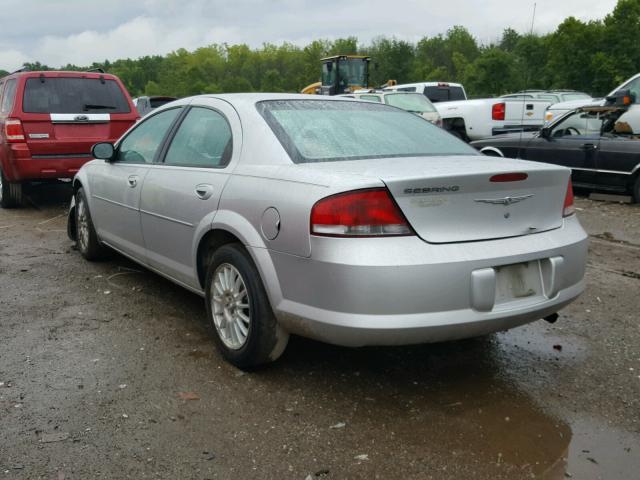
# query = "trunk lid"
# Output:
<box><xmin>300</xmin><ymin>156</ymin><xmax>570</xmax><ymax>243</ymax></box>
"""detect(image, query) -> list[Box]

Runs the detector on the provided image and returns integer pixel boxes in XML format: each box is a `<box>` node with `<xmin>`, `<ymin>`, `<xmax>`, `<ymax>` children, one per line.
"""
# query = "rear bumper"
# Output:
<box><xmin>4</xmin><ymin>144</ymin><xmax>92</xmax><ymax>181</ymax></box>
<box><xmin>264</xmin><ymin>216</ymin><xmax>588</xmax><ymax>347</ymax></box>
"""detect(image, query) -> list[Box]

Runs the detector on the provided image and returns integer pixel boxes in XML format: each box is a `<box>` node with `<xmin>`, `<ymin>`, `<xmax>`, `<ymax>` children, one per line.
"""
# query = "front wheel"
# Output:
<box><xmin>205</xmin><ymin>244</ymin><xmax>289</xmax><ymax>369</ymax></box>
<box><xmin>75</xmin><ymin>187</ymin><xmax>106</xmax><ymax>260</ymax></box>
<box><xmin>0</xmin><ymin>168</ymin><xmax>24</xmax><ymax>208</ymax></box>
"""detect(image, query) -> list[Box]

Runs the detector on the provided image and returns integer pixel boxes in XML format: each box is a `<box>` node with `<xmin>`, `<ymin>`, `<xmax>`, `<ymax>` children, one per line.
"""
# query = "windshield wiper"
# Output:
<box><xmin>83</xmin><ymin>104</ymin><xmax>116</xmax><ymax>110</ymax></box>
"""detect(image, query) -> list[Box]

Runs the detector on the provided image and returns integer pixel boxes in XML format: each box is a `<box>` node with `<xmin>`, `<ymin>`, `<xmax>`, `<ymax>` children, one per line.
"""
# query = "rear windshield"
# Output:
<box><xmin>23</xmin><ymin>77</ymin><xmax>131</xmax><ymax>114</ymax></box>
<box><xmin>385</xmin><ymin>93</ymin><xmax>437</xmax><ymax>113</ymax></box>
<box><xmin>257</xmin><ymin>100</ymin><xmax>477</xmax><ymax>164</ymax></box>
<box><xmin>424</xmin><ymin>86</ymin><xmax>466</xmax><ymax>102</ymax></box>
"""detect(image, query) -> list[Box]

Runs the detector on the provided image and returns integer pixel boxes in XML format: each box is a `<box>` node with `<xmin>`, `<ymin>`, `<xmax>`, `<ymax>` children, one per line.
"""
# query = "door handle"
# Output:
<box><xmin>580</xmin><ymin>143</ymin><xmax>597</xmax><ymax>151</ymax></box>
<box><xmin>127</xmin><ymin>175</ymin><xmax>139</xmax><ymax>187</ymax></box>
<box><xmin>195</xmin><ymin>184</ymin><xmax>214</xmax><ymax>200</ymax></box>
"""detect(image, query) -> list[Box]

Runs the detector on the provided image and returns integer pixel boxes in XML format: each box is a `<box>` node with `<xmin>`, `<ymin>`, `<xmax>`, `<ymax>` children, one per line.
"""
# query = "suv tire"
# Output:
<box><xmin>0</xmin><ymin>168</ymin><xmax>24</xmax><ymax>208</ymax></box>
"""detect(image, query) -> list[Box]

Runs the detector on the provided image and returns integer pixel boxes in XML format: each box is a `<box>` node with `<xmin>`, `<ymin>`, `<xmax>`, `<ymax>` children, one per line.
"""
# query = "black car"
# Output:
<box><xmin>471</xmin><ymin>105</ymin><xmax>640</xmax><ymax>202</ymax></box>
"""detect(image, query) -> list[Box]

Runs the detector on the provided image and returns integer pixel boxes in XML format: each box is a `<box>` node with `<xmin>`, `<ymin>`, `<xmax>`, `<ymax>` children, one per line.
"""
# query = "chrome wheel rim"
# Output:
<box><xmin>211</xmin><ymin>263</ymin><xmax>250</xmax><ymax>350</ymax></box>
<box><xmin>76</xmin><ymin>197</ymin><xmax>90</xmax><ymax>252</ymax></box>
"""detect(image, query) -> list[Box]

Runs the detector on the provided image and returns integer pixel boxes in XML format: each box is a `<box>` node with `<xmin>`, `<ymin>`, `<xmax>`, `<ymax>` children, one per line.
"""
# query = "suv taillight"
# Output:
<box><xmin>492</xmin><ymin>102</ymin><xmax>506</xmax><ymax>121</ymax></box>
<box><xmin>310</xmin><ymin>188</ymin><xmax>413</xmax><ymax>237</ymax></box>
<box><xmin>563</xmin><ymin>179</ymin><xmax>575</xmax><ymax>217</ymax></box>
<box><xmin>5</xmin><ymin>119</ymin><xmax>25</xmax><ymax>143</ymax></box>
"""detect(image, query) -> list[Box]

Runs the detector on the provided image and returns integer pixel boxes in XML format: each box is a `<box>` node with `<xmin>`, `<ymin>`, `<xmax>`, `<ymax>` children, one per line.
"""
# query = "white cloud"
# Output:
<box><xmin>0</xmin><ymin>0</ymin><xmax>619</xmax><ymax>70</ymax></box>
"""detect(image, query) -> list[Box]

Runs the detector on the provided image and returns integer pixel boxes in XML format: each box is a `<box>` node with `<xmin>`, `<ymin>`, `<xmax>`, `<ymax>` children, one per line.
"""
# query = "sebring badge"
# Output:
<box><xmin>474</xmin><ymin>194</ymin><xmax>534</xmax><ymax>206</ymax></box>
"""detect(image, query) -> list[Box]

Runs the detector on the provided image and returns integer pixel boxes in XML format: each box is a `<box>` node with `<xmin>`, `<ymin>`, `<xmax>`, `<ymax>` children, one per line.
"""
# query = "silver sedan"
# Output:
<box><xmin>68</xmin><ymin>94</ymin><xmax>588</xmax><ymax>369</ymax></box>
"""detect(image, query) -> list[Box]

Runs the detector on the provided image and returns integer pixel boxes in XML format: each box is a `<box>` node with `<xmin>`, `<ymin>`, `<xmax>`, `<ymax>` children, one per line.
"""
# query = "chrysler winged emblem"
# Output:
<box><xmin>474</xmin><ymin>194</ymin><xmax>534</xmax><ymax>206</ymax></box>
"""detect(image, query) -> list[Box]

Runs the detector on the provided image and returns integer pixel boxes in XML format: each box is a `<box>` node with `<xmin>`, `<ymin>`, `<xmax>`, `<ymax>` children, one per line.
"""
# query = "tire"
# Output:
<box><xmin>205</xmin><ymin>243</ymin><xmax>289</xmax><ymax>369</ymax></box>
<box><xmin>450</xmin><ymin>129</ymin><xmax>469</xmax><ymax>143</ymax></box>
<box><xmin>633</xmin><ymin>176</ymin><xmax>640</xmax><ymax>204</ymax></box>
<box><xmin>0</xmin><ymin>167</ymin><xmax>24</xmax><ymax>208</ymax></box>
<box><xmin>75</xmin><ymin>187</ymin><xmax>106</xmax><ymax>260</ymax></box>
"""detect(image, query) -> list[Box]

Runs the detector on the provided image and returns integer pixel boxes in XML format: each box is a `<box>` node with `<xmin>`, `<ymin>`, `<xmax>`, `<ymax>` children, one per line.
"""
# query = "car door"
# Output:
<box><xmin>139</xmin><ymin>100</ymin><xmax>240</xmax><ymax>289</ymax></box>
<box><xmin>523</xmin><ymin>110</ymin><xmax>602</xmax><ymax>184</ymax></box>
<box><xmin>88</xmin><ymin>107</ymin><xmax>182</xmax><ymax>259</ymax></box>
<box><xmin>594</xmin><ymin>134</ymin><xmax>640</xmax><ymax>192</ymax></box>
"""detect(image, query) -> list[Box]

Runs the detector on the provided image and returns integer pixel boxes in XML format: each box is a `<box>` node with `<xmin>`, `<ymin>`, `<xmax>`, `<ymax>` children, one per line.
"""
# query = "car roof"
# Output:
<box><xmin>159</xmin><ymin>93</ymin><xmax>387</xmax><ymax>119</ymax></box>
<box><xmin>389</xmin><ymin>82</ymin><xmax>465</xmax><ymax>88</ymax></box>
<box><xmin>2</xmin><ymin>70</ymin><xmax>121</xmax><ymax>81</ymax></box>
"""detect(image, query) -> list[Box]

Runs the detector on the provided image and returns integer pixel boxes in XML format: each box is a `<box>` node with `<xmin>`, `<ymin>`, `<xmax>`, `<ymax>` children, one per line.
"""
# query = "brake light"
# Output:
<box><xmin>310</xmin><ymin>188</ymin><xmax>412</xmax><ymax>237</ymax></box>
<box><xmin>563</xmin><ymin>180</ymin><xmax>575</xmax><ymax>217</ymax></box>
<box><xmin>492</xmin><ymin>102</ymin><xmax>506</xmax><ymax>121</ymax></box>
<box><xmin>490</xmin><ymin>172</ymin><xmax>528</xmax><ymax>182</ymax></box>
<box><xmin>4</xmin><ymin>118</ymin><xmax>25</xmax><ymax>142</ymax></box>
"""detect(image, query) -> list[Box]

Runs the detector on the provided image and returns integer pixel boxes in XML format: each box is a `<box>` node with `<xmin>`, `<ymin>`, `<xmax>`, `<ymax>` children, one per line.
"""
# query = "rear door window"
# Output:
<box><xmin>359</xmin><ymin>95</ymin><xmax>382</xmax><ymax>103</ymax></box>
<box><xmin>23</xmin><ymin>77</ymin><xmax>131</xmax><ymax>114</ymax></box>
<box><xmin>116</xmin><ymin>108</ymin><xmax>181</xmax><ymax>164</ymax></box>
<box><xmin>163</xmin><ymin>107</ymin><xmax>233</xmax><ymax>168</ymax></box>
<box><xmin>424</xmin><ymin>86</ymin><xmax>465</xmax><ymax>102</ymax></box>
<box><xmin>1</xmin><ymin>79</ymin><xmax>17</xmax><ymax>114</ymax></box>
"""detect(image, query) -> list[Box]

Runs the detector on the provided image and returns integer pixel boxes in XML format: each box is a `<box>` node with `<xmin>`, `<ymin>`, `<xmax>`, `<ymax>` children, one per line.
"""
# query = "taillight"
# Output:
<box><xmin>563</xmin><ymin>180</ymin><xmax>575</xmax><ymax>217</ymax></box>
<box><xmin>310</xmin><ymin>188</ymin><xmax>412</xmax><ymax>237</ymax></box>
<box><xmin>492</xmin><ymin>102</ymin><xmax>506</xmax><ymax>121</ymax></box>
<box><xmin>5</xmin><ymin>118</ymin><xmax>25</xmax><ymax>142</ymax></box>
<box><xmin>490</xmin><ymin>172</ymin><xmax>528</xmax><ymax>182</ymax></box>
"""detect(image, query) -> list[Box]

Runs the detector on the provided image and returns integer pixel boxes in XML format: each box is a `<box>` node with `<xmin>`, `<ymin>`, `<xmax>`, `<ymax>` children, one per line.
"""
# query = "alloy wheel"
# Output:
<box><xmin>76</xmin><ymin>196</ymin><xmax>90</xmax><ymax>253</ymax></box>
<box><xmin>211</xmin><ymin>263</ymin><xmax>251</xmax><ymax>349</ymax></box>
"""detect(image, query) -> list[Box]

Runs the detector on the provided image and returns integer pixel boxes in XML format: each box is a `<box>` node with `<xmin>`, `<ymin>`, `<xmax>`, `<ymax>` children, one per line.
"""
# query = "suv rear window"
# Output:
<box><xmin>23</xmin><ymin>77</ymin><xmax>130</xmax><ymax>114</ymax></box>
<box><xmin>424</xmin><ymin>86</ymin><xmax>466</xmax><ymax>102</ymax></box>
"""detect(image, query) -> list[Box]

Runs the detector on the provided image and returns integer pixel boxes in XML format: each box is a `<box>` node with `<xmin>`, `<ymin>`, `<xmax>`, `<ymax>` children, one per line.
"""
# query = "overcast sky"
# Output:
<box><xmin>0</xmin><ymin>0</ymin><xmax>618</xmax><ymax>71</ymax></box>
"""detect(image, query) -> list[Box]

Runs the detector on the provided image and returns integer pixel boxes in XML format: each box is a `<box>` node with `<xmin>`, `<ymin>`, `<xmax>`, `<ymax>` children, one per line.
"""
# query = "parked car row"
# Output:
<box><xmin>6</xmin><ymin>66</ymin><xmax>632</xmax><ymax>370</ymax></box>
<box><xmin>472</xmin><ymin>75</ymin><xmax>640</xmax><ymax>202</ymax></box>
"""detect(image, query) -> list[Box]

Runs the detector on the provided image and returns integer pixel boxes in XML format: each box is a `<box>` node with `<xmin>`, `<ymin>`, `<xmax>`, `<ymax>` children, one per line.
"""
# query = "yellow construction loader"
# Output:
<box><xmin>301</xmin><ymin>55</ymin><xmax>396</xmax><ymax>95</ymax></box>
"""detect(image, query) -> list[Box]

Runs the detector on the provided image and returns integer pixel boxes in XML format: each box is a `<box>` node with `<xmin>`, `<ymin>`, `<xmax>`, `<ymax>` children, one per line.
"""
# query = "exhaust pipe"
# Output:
<box><xmin>544</xmin><ymin>313</ymin><xmax>559</xmax><ymax>324</ymax></box>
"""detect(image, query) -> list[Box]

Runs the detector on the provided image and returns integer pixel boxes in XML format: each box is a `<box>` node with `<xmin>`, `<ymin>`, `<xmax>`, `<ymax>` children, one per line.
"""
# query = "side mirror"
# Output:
<box><xmin>92</xmin><ymin>142</ymin><xmax>115</xmax><ymax>161</ymax></box>
<box><xmin>605</xmin><ymin>89</ymin><xmax>635</xmax><ymax>107</ymax></box>
<box><xmin>540</xmin><ymin>126</ymin><xmax>552</xmax><ymax>139</ymax></box>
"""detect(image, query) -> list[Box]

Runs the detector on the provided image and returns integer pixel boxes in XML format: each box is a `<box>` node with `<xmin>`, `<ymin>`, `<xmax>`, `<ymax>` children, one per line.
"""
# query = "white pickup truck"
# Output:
<box><xmin>434</xmin><ymin>97</ymin><xmax>552</xmax><ymax>141</ymax></box>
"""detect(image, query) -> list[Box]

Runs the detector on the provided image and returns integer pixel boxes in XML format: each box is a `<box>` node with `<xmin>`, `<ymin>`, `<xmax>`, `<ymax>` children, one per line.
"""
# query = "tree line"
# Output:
<box><xmin>2</xmin><ymin>0</ymin><xmax>639</xmax><ymax>99</ymax></box>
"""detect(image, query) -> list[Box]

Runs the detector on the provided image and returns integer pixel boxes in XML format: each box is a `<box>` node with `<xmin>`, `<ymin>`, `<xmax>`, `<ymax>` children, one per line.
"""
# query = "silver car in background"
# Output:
<box><xmin>68</xmin><ymin>94</ymin><xmax>588</xmax><ymax>369</ymax></box>
<box><xmin>342</xmin><ymin>91</ymin><xmax>442</xmax><ymax>126</ymax></box>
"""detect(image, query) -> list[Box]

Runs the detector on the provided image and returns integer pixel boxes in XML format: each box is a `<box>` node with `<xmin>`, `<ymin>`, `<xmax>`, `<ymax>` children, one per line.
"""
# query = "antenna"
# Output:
<box><xmin>517</xmin><ymin>2</ymin><xmax>537</xmax><ymax>160</ymax></box>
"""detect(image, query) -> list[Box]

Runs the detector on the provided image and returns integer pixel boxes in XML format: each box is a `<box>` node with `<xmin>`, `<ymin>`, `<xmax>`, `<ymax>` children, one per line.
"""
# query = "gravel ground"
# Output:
<box><xmin>1</xmin><ymin>184</ymin><xmax>639</xmax><ymax>480</ymax></box>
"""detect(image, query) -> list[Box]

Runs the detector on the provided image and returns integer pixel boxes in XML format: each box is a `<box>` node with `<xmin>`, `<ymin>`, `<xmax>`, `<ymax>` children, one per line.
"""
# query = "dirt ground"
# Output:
<box><xmin>1</xmin><ymin>184</ymin><xmax>639</xmax><ymax>480</ymax></box>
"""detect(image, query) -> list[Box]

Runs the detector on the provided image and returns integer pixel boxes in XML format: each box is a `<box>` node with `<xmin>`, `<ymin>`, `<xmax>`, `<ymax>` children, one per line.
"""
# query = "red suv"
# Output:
<box><xmin>0</xmin><ymin>70</ymin><xmax>139</xmax><ymax>207</ymax></box>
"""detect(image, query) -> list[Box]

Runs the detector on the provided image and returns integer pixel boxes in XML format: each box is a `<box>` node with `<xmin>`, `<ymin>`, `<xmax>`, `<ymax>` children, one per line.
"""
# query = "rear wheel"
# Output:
<box><xmin>205</xmin><ymin>244</ymin><xmax>289</xmax><ymax>369</ymax></box>
<box><xmin>0</xmin><ymin>168</ymin><xmax>24</xmax><ymax>208</ymax></box>
<box><xmin>75</xmin><ymin>187</ymin><xmax>106</xmax><ymax>260</ymax></box>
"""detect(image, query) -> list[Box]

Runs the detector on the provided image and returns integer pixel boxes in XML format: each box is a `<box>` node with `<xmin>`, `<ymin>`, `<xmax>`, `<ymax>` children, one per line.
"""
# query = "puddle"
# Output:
<box><xmin>565</xmin><ymin>417</ymin><xmax>640</xmax><ymax>479</ymax></box>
